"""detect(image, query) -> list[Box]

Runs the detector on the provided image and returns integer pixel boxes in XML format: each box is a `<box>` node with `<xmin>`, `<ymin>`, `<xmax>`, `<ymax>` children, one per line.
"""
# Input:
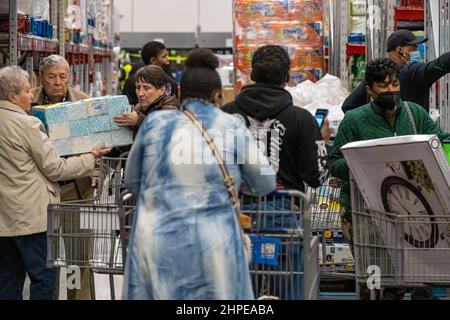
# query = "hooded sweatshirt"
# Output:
<box><xmin>222</xmin><ymin>83</ymin><xmax>329</xmax><ymax>191</ymax></box>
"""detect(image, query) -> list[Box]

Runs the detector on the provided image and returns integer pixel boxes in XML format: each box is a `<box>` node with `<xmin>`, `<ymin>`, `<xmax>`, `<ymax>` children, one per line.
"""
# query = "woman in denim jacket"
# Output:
<box><xmin>122</xmin><ymin>49</ymin><xmax>276</xmax><ymax>300</ymax></box>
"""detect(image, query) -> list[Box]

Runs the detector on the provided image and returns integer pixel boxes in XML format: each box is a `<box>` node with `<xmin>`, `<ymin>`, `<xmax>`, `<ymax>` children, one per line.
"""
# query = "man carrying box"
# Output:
<box><xmin>31</xmin><ymin>54</ymin><xmax>95</xmax><ymax>300</ymax></box>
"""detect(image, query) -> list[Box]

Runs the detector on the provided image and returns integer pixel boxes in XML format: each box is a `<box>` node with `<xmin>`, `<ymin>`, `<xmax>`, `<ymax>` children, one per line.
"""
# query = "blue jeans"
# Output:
<box><xmin>244</xmin><ymin>197</ymin><xmax>304</xmax><ymax>300</ymax></box>
<box><xmin>0</xmin><ymin>232</ymin><xmax>57</xmax><ymax>300</ymax></box>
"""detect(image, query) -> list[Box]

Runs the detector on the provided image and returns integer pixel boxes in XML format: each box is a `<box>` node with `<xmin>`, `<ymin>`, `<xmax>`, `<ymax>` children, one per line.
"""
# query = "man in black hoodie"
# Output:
<box><xmin>223</xmin><ymin>45</ymin><xmax>329</xmax><ymax>192</ymax></box>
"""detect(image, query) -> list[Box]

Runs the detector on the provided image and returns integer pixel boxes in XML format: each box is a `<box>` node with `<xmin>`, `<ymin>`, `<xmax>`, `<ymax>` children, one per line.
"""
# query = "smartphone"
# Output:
<box><xmin>315</xmin><ymin>108</ymin><xmax>329</xmax><ymax>129</ymax></box>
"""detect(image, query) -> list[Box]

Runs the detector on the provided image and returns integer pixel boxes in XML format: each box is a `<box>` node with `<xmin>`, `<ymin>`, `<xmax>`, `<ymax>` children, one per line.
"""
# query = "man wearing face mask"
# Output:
<box><xmin>342</xmin><ymin>29</ymin><xmax>450</xmax><ymax>113</ymax></box>
<box><xmin>331</xmin><ymin>58</ymin><xmax>450</xmax><ymax>300</ymax></box>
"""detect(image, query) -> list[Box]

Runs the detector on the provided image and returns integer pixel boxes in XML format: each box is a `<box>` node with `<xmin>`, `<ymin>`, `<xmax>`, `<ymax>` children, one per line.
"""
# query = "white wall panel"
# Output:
<box><xmin>132</xmin><ymin>0</ymin><xmax>197</xmax><ymax>32</ymax></box>
<box><xmin>115</xmin><ymin>0</ymin><xmax>233</xmax><ymax>33</ymax></box>
<box><xmin>115</xmin><ymin>0</ymin><xmax>133</xmax><ymax>32</ymax></box>
<box><xmin>199</xmin><ymin>0</ymin><xmax>233</xmax><ymax>32</ymax></box>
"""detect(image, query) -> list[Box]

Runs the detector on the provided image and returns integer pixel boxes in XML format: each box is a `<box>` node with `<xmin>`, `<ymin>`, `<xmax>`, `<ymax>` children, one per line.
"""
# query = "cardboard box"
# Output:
<box><xmin>319</xmin><ymin>243</ymin><xmax>354</xmax><ymax>265</ymax></box>
<box><xmin>222</xmin><ymin>86</ymin><xmax>236</xmax><ymax>105</ymax></box>
<box><xmin>341</xmin><ymin>135</ymin><xmax>450</xmax><ymax>280</ymax></box>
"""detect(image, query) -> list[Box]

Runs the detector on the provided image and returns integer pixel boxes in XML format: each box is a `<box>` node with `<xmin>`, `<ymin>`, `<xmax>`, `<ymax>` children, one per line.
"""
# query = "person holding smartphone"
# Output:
<box><xmin>222</xmin><ymin>45</ymin><xmax>330</xmax><ymax>300</ymax></box>
<box><xmin>223</xmin><ymin>45</ymin><xmax>330</xmax><ymax>193</ymax></box>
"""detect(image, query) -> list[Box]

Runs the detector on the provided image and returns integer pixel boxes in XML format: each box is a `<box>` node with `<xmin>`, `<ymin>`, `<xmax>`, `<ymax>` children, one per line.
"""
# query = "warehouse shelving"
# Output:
<box><xmin>1</xmin><ymin>0</ymin><xmax>115</xmax><ymax>97</ymax></box>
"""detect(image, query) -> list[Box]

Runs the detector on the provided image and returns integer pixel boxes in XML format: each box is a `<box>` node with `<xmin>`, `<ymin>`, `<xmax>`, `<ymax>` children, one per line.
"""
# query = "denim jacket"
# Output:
<box><xmin>123</xmin><ymin>98</ymin><xmax>276</xmax><ymax>299</ymax></box>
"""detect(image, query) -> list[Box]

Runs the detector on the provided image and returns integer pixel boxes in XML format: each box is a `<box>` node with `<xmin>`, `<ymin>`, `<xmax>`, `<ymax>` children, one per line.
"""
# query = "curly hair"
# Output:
<box><xmin>180</xmin><ymin>48</ymin><xmax>221</xmax><ymax>101</ymax></box>
<box><xmin>251</xmin><ymin>45</ymin><xmax>291</xmax><ymax>86</ymax></box>
<box><xmin>365</xmin><ymin>58</ymin><xmax>400</xmax><ymax>86</ymax></box>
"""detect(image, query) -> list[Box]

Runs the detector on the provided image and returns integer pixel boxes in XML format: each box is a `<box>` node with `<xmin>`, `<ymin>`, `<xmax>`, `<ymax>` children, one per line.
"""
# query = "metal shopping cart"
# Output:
<box><xmin>350</xmin><ymin>175</ymin><xmax>450</xmax><ymax>299</ymax></box>
<box><xmin>47</xmin><ymin>155</ymin><xmax>135</xmax><ymax>300</ymax></box>
<box><xmin>307</xmin><ymin>178</ymin><xmax>355</xmax><ymax>283</ymax></box>
<box><xmin>241</xmin><ymin>189</ymin><xmax>320</xmax><ymax>300</ymax></box>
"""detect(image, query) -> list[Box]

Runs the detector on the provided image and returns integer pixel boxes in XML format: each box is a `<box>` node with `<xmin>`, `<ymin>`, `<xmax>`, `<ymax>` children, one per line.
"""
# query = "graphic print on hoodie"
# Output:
<box><xmin>223</xmin><ymin>83</ymin><xmax>329</xmax><ymax>191</ymax></box>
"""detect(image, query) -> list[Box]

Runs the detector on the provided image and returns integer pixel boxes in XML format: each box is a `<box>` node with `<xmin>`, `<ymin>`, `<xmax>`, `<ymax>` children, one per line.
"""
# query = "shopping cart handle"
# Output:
<box><xmin>122</xmin><ymin>192</ymin><xmax>134</xmax><ymax>203</ymax></box>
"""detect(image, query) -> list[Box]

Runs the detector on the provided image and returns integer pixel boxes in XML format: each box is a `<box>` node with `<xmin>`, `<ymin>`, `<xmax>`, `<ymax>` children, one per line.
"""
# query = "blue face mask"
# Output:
<box><xmin>409</xmin><ymin>50</ymin><xmax>422</xmax><ymax>63</ymax></box>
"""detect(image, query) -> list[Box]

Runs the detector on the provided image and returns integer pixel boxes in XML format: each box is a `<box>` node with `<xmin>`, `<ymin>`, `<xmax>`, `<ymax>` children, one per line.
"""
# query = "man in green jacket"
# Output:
<box><xmin>331</xmin><ymin>58</ymin><xmax>450</xmax><ymax>299</ymax></box>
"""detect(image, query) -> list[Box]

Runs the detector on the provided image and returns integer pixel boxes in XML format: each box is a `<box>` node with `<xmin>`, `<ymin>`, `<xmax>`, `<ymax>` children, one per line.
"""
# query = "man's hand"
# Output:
<box><xmin>91</xmin><ymin>145</ymin><xmax>112</xmax><ymax>158</ymax></box>
<box><xmin>91</xmin><ymin>176</ymin><xmax>99</xmax><ymax>188</ymax></box>
<box><xmin>321</xmin><ymin>118</ymin><xmax>331</xmax><ymax>145</ymax></box>
<box><xmin>114</xmin><ymin>111</ymin><xmax>139</xmax><ymax>127</ymax></box>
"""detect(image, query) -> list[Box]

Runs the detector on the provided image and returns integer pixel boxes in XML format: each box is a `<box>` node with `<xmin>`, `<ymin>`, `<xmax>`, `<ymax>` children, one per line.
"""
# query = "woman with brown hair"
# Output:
<box><xmin>114</xmin><ymin>65</ymin><xmax>178</xmax><ymax>134</ymax></box>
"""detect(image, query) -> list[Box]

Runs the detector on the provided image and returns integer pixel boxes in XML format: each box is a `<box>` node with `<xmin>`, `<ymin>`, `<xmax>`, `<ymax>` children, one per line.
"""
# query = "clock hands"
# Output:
<box><xmin>389</xmin><ymin>189</ymin><xmax>430</xmax><ymax>241</ymax></box>
<box><xmin>389</xmin><ymin>191</ymin><xmax>413</xmax><ymax>216</ymax></box>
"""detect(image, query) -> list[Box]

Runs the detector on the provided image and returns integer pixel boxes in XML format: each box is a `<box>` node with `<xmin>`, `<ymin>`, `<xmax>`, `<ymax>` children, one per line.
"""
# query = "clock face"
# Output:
<box><xmin>381</xmin><ymin>176</ymin><xmax>439</xmax><ymax>248</ymax></box>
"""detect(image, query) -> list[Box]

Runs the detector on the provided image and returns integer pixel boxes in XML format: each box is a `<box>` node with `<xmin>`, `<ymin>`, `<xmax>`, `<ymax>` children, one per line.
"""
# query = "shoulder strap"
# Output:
<box><xmin>404</xmin><ymin>101</ymin><xmax>418</xmax><ymax>135</ymax></box>
<box><xmin>183</xmin><ymin>109</ymin><xmax>240</xmax><ymax>214</ymax></box>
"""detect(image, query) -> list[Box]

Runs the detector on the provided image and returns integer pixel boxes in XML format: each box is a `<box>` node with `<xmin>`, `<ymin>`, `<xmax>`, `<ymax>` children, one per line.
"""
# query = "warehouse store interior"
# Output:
<box><xmin>1</xmin><ymin>0</ymin><xmax>450</xmax><ymax>302</ymax></box>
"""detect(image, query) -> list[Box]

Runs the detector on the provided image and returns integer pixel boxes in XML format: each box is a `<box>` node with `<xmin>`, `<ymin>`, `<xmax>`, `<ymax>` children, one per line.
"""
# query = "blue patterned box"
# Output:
<box><xmin>90</xmin><ymin>115</ymin><xmax>111</xmax><ymax>133</ymax></box>
<box><xmin>34</xmin><ymin>96</ymin><xmax>134</xmax><ymax>156</ymax></box>
<box><xmin>90</xmin><ymin>131</ymin><xmax>112</xmax><ymax>147</ymax></box>
<box><xmin>72</xmin><ymin>136</ymin><xmax>93</xmax><ymax>154</ymax></box>
<box><xmin>84</xmin><ymin>97</ymin><xmax>108</xmax><ymax>117</ymax></box>
<box><xmin>50</xmin><ymin>138</ymin><xmax>74</xmax><ymax>156</ymax></box>
<box><xmin>70</xmin><ymin>119</ymin><xmax>91</xmax><ymax>137</ymax></box>
<box><xmin>47</xmin><ymin>123</ymin><xmax>70</xmax><ymax>140</ymax></box>
<box><xmin>32</xmin><ymin>102</ymin><xmax>68</xmax><ymax>125</ymax></box>
<box><xmin>111</xmin><ymin>128</ymin><xmax>133</xmax><ymax>146</ymax></box>
<box><xmin>66</xmin><ymin>101</ymin><xmax>88</xmax><ymax>121</ymax></box>
<box><xmin>106</xmin><ymin>95</ymin><xmax>129</xmax><ymax>117</ymax></box>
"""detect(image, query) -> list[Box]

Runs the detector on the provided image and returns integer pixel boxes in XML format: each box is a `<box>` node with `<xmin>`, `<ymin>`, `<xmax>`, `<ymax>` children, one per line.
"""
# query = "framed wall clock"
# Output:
<box><xmin>381</xmin><ymin>176</ymin><xmax>439</xmax><ymax>248</ymax></box>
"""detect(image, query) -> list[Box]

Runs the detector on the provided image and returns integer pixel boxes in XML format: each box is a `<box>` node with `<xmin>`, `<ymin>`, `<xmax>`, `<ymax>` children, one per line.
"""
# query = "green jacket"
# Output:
<box><xmin>331</xmin><ymin>100</ymin><xmax>450</xmax><ymax>209</ymax></box>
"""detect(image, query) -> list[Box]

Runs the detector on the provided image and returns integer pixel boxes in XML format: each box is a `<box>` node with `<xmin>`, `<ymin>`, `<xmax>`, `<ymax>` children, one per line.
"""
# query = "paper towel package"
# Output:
<box><xmin>66</xmin><ymin>101</ymin><xmax>87</xmax><ymax>121</ymax></box>
<box><xmin>111</xmin><ymin>128</ymin><xmax>133</xmax><ymax>146</ymax></box>
<box><xmin>33</xmin><ymin>103</ymin><xmax>68</xmax><ymax>125</ymax></box>
<box><xmin>85</xmin><ymin>97</ymin><xmax>108</xmax><ymax>117</ymax></box>
<box><xmin>341</xmin><ymin>135</ymin><xmax>450</xmax><ymax>281</ymax></box>
<box><xmin>32</xmin><ymin>95</ymin><xmax>133</xmax><ymax>156</ymax></box>
<box><xmin>107</xmin><ymin>95</ymin><xmax>129</xmax><ymax>116</ymax></box>
<box><xmin>50</xmin><ymin>138</ymin><xmax>74</xmax><ymax>156</ymax></box>
<box><xmin>90</xmin><ymin>115</ymin><xmax>112</xmax><ymax>133</ymax></box>
<box><xmin>91</xmin><ymin>131</ymin><xmax>113</xmax><ymax>148</ymax></box>
<box><xmin>70</xmin><ymin>119</ymin><xmax>92</xmax><ymax>137</ymax></box>
<box><xmin>47</xmin><ymin>123</ymin><xmax>70</xmax><ymax>140</ymax></box>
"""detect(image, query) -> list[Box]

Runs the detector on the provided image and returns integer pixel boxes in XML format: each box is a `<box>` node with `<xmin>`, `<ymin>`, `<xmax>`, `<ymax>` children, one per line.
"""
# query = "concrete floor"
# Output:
<box><xmin>23</xmin><ymin>271</ymin><xmax>123</xmax><ymax>300</ymax></box>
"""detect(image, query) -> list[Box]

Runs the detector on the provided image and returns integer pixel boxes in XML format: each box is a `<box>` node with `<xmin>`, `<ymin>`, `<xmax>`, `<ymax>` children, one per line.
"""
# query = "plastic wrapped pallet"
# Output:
<box><xmin>51</xmin><ymin>138</ymin><xmax>74</xmax><ymax>156</ymax></box>
<box><xmin>234</xmin><ymin>0</ymin><xmax>325</xmax><ymax>90</ymax></box>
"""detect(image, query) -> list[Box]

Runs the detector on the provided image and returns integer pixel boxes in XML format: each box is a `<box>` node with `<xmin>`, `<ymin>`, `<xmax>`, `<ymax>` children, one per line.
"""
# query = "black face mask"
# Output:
<box><xmin>374</xmin><ymin>91</ymin><xmax>401</xmax><ymax>110</ymax></box>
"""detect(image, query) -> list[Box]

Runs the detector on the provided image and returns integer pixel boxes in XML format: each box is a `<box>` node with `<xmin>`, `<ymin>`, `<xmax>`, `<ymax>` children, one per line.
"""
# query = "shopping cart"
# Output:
<box><xmin>47</xmin><ymin>155</ymin><xmax>135</xmax><ymax>300</ymax></box>
<box><xmin>307</xmin><ymin>177</ymin><xmax>354</xmax><ymax>280</ymax></box>
<box><xmin>241</xmin><ymin>189</ymin><xmax>320</xmax><ymax>300</ymax></box>
<box><xmin>350</xmin><ymin>175</ymin><xmax>450</xmax><ymax>299</ymax></box>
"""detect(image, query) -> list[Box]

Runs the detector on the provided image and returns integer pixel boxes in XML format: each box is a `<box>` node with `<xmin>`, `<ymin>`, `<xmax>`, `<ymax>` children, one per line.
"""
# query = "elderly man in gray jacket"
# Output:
<box><xmin>0</xmin><ymin>66</ymin><xmax>110</xmax><ymax>300</ymax></box>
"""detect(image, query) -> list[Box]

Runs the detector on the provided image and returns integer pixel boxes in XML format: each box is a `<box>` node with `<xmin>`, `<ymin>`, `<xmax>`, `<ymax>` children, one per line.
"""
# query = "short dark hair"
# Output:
<box><xmin>180</xmin><ymin>48</ymin><xmax>221</xmax><ymax>101</ymax></box>
<box><xmin>251</xmin><ymin>45</ymin><xmax>291</xmax><ymax>85</ymax></box>
<box><xmin>141</xmin><ymin>41</ymin><xmax>166</xmax><ymax>65</ymax></box>
<box><xmin>134</xmin><ymin>65</ymin><xmax>168</xmax><ymax>89</ymax></box>
<box><xmin>365</xmin><ymin>58</ymin><xmax>400</xmax><ymax>86</ymax></box>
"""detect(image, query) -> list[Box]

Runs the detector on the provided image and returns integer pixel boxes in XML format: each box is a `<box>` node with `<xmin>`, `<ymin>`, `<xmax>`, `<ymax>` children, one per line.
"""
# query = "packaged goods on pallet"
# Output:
<box><xmin>234</xmin><ymin>0</ymin><xmax>325</xmax><ymax>91</ymax></box>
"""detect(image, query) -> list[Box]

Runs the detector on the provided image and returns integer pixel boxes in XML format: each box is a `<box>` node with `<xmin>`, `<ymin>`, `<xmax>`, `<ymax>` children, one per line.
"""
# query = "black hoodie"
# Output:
<box><xmin>223</xmin><ymin>83</ymin><xmax>329</xmax><ymax>192</ymax></box>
